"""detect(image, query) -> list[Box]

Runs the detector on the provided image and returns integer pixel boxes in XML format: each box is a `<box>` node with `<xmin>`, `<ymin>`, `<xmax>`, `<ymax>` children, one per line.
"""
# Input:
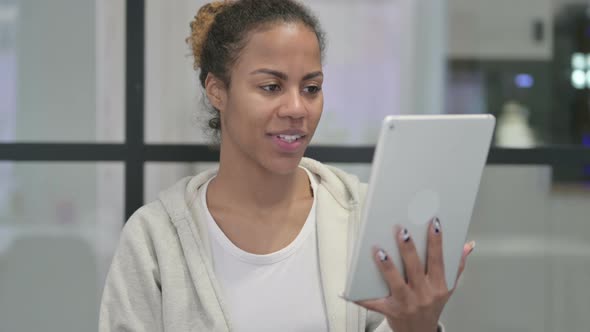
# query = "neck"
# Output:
<box><xmin>210</xmin><ymin>146</ymin><xmax>310</xmax><ymax>212</ymax></box>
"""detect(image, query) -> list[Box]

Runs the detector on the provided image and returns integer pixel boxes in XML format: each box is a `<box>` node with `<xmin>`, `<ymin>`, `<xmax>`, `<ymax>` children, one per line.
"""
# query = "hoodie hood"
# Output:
<box><xmin>157</xmin><ymin>156</ymin><xmax>365</xmax><ymax>267</ymax></box>
<box><xmin>159</xmin><ymin>157</ymin><xmax>364</xmax><ymax>222</ymax></box>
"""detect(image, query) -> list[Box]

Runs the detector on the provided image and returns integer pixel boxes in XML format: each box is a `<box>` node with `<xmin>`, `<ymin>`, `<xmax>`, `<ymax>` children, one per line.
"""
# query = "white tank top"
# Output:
<box><xmin>199</xmin><ymin>167</ymin><xmax>329</xmax><ymax>332</ymax></box>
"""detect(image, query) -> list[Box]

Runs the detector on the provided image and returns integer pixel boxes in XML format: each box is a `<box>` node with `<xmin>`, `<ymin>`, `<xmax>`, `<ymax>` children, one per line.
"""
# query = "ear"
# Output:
<box><xmin>204</xmin><ymin>73</ymin><xmax>227</xmax><ymax>112</ymax></box>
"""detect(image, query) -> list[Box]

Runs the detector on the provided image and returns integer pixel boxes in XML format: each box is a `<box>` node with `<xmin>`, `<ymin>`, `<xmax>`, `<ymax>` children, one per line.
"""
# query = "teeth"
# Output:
<box><xmin>277</xmin><ymin>134</ymin><xmax>302</xmax><ymax>143</ymax></box>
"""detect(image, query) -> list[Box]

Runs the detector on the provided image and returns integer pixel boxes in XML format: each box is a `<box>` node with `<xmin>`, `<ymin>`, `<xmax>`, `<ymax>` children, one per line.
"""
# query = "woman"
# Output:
<box><xmin>99</xmin><ymin>0</ymin><xmax>474</xmax><ymax>331</ymax></box>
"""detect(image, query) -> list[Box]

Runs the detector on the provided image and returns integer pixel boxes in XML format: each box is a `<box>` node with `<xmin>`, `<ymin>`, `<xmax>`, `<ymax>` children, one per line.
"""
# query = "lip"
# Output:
<box><xmin>270</xmin><ymin>135</ymin><xmax>305</xmax><ymax>153</ymax></box>
<box><xmin>267</xmin><ymin>129</ymin><xmax>307</xmax><ymax>136</ymax></box>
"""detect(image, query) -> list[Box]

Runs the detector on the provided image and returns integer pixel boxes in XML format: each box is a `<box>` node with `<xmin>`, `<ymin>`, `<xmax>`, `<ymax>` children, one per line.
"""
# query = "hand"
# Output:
<box><xmin>355</xmin><ymin>218</ymin><xmax>475</xmax><ymax>332</ymax></box>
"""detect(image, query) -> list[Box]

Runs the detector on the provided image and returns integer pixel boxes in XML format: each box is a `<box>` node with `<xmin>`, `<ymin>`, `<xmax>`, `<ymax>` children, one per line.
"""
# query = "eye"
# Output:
<box><xmin>303</xmin><ymin>85</ymin><xmax>322</xmax><ymax>94</ymax></box>
<box><xmin>261</xmin><ymin>84</ymin><xmax>281</xmax><ymax>92</ymax></box>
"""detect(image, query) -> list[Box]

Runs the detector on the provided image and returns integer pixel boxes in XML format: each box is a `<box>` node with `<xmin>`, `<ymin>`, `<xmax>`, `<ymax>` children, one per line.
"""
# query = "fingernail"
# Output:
<box><xmin>401</xmin><ymin>228</ymin><xmax>410</xmax><ymax>242</ymax></box>
<box><xmin>376</xmin><ymin>249</ymin><xmax>388</xmax><ymax>262</ymax></box>
<box><xmin>433</xmin><ymin>217</ymin><xmax>441</xmax><ymax>234</ymax></box>
<box><xmin>468</xmin><ymin>241</ymin><xmax>476</xmax><ymax>253</ymax></box>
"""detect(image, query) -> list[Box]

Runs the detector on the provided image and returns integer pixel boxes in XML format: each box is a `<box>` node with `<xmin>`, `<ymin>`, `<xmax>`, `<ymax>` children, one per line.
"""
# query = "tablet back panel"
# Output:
<box><xmin>344</xmin><ymin>115</ymin><xmax>495</xmax><ymax>301</ymax></box>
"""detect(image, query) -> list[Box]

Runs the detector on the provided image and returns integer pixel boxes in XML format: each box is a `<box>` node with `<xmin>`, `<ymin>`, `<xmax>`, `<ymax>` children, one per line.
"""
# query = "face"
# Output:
<box><xmin>209</xmin><ymin>22</ymin><xmax>324</xmax><ymax>175</ymax></box>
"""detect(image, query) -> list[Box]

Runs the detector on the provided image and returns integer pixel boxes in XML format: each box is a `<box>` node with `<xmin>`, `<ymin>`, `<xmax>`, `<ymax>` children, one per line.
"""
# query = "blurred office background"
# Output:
<box><xmin>0</xmin><ymin>0</ymin><xmax>589</xmax><ymax>331</ymax></box>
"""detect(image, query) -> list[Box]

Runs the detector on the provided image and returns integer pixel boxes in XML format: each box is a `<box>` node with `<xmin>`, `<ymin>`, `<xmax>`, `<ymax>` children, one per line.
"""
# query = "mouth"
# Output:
<box><xmin>273</xmin><ymin>133</ymin><xmax>306</xmax><ymax>143</ymax></box>
<box><xmin>267</xmin><ymin>132</ymin><xmax>308</xmax><ymax>153</ymax></box>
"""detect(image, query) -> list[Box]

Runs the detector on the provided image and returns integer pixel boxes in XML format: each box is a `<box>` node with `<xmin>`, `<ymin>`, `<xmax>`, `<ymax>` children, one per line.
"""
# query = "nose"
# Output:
<box><xmin>278</xmin><ymin>88</ymin><xmax>306</xmax><ymax>119</ymax></box>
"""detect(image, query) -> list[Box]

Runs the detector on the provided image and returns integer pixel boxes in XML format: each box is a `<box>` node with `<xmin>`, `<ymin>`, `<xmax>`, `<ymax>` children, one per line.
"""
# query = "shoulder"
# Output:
<box><xmin>301</xmin><ymin>157</ymin><xmax>367</xmax><ymax>207</ymax></box>
<box><xmin>114</xmin><ymin>201</ymin><xmax>177</xmax><ymax>256</ymax></box>
<box><xmin>125</xmin><ymin>200</ymin><xmax>174</xmax><ymax>234</ymax></box>
<box><xmin>116</xmin><ymin>170</ymin><xmax>216</xmax><ymax>257</ymax></box>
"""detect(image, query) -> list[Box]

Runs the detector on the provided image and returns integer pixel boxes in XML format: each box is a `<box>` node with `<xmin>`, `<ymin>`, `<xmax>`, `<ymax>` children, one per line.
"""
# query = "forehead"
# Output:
<box><xmin>233</xmin><ymin>22</ymin><xmax>322</xmax><ymax>73</ymax></box>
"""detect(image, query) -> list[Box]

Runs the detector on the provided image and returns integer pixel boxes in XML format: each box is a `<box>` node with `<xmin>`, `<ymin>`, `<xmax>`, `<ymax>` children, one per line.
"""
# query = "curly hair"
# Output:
<box><xmin>186</xmin><ymin>0</ymin><xmax>326</xmax><ymax>140</ymax></box>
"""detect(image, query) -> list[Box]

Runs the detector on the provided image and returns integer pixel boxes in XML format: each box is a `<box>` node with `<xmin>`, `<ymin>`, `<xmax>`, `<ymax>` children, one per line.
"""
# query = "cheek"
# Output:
<box><xmin>225</xmin><ymin>86</ymin><xmax>252</xmax><ymax>120</ymax></box>
<box><xmin>225</xmin><ymin>89</ymin><xmax>268</xmax><ymax>134</ymax></box>
<box><xmin>309</xmin><ymin>95</ymin><xmax>324</xmax><ymax>127</ymax></box>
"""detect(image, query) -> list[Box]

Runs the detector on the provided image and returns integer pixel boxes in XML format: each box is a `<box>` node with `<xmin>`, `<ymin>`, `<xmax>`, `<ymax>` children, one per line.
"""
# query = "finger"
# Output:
<box><xmin>426</xmin><ymin>217</ymin><xmax>446</xmax><ymax>287</ymax></box>
<box><xmin>452</xmin><ymin>241</ymin><xmax>475</xmax><ymax>290</ymax></box>
<box><xmin>355</xmin><ymin>298</ymin><xmax>388</xmax><ymax>315</ymax></box>
<box><xmin>371</xmin><ymin>246</ymin><xmax>409</xmax><ymax>303</ymax></box>
<box><xmin>396</xmin><ymin>226</ymin><xmax>426</xmax><ymax>289</ymax></box>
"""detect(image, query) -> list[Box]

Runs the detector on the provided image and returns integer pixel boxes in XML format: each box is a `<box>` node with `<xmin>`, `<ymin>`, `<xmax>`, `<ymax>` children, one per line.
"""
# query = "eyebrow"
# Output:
<box><xmin>249</xmin><ymin>68</ymin><xmax>323</xmax><ymax>81</ymax></box>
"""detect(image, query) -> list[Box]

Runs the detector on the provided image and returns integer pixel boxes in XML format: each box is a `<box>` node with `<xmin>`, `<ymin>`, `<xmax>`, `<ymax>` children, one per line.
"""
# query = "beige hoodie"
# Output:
<box><xmin>99</xmin><ymin>158</ymin><xmax>444</xmax><ymax>332</ymax></box>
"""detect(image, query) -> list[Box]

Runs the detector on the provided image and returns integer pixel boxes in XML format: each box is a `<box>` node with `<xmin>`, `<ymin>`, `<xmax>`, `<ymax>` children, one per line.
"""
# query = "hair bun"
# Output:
<box><xmin>187</xmin><ymin>1</ymin><xmax>230</xmax><ymax>69</ymax></box>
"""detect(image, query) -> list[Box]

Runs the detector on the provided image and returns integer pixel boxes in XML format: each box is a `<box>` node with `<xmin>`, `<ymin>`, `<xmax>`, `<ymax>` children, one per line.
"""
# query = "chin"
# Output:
<box><xmin>262</xmin><ymin>153</ymin><xmax>305</xmax><ymax>176</ymax></box>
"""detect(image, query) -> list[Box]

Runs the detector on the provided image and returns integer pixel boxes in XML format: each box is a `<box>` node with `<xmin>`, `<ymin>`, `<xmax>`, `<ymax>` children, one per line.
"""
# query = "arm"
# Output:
<box><xmin>99</xmin><ymin>213</ymin><xmax>164</xmax><ymax>332</ymax></box>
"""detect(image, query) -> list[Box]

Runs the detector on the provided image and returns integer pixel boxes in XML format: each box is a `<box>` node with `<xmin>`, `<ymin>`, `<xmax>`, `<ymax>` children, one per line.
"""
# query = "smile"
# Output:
<box><xmin>276</xmin><ymin>134</ymin><xmax>304</xmax><ymax>143</ymax></box>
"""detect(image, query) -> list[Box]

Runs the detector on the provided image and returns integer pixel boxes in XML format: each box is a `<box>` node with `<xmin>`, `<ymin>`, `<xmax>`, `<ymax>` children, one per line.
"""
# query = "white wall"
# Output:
<box><xmin>145</xmin><ymin>0</ymin><xmax>447</xmax><ymax>146</ymax></box>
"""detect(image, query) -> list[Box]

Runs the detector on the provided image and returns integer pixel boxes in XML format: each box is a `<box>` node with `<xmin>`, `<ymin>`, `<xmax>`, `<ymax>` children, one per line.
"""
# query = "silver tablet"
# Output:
<box><xmin>343</xmin><ymin>114</ymin><xmax>495</xmax><ymax>301</ymax></box>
